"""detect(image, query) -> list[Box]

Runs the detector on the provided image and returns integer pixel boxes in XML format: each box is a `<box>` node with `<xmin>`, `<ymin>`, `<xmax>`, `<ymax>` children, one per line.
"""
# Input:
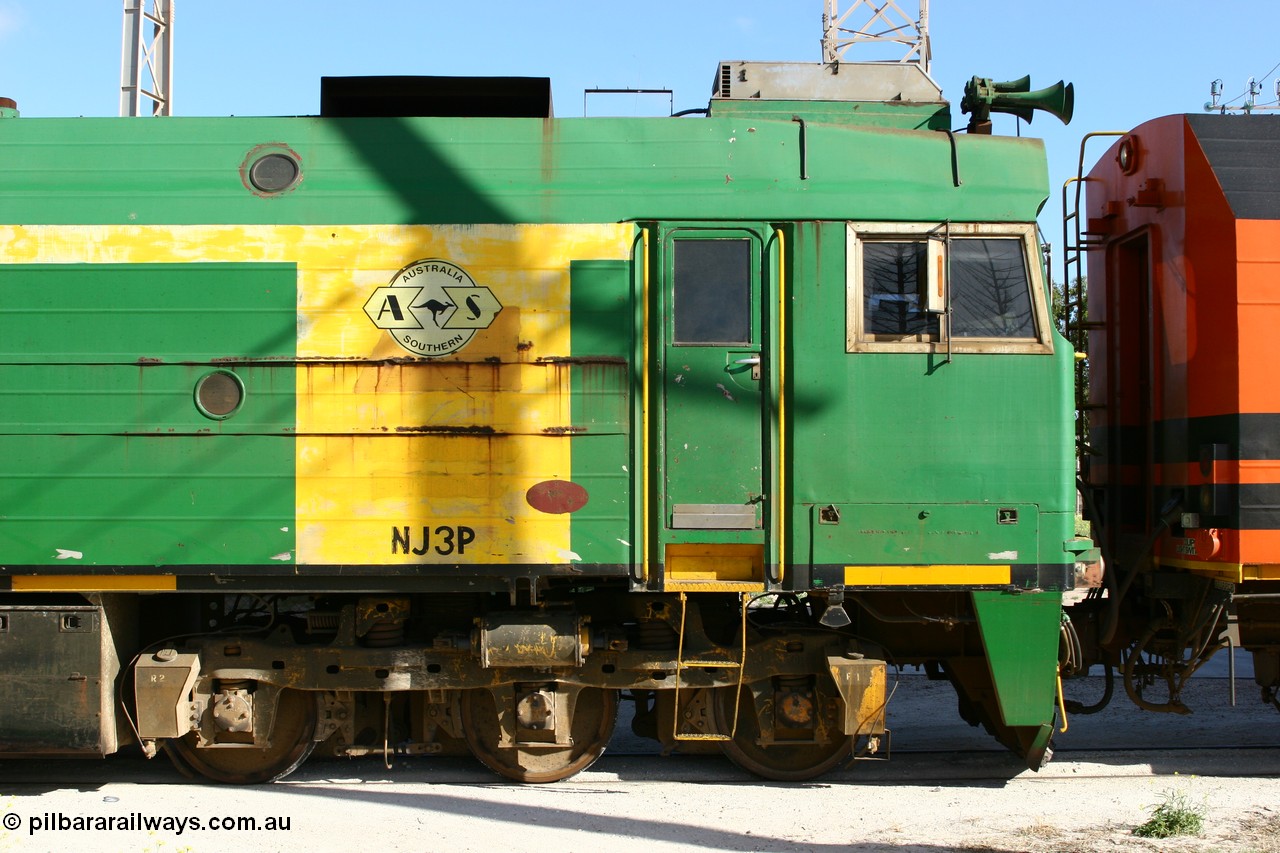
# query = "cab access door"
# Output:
<box><xmin>654</xmin><ymin>226</ymin><xmax>773</xmax><ymax>590</ymax></box>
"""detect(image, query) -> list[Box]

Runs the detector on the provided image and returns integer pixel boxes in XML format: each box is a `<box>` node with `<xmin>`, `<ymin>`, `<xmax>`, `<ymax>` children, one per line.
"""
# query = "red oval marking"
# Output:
<box><xmin>526</xmin><ymin>480</ymin><xmax>589</xmax><ymax>514</ymax></box>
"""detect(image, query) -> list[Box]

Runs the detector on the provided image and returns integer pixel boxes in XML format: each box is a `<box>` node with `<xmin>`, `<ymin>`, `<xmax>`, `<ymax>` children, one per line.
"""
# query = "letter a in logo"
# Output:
<box><xmin>363</xmin><ymin>284</ymin><xmax>424</xmax><ymax>330</ymax></box>
<box><xmin>377</xmin><ymin>294</ymin><xmax>405</xmax><ymax>323</ymax></box>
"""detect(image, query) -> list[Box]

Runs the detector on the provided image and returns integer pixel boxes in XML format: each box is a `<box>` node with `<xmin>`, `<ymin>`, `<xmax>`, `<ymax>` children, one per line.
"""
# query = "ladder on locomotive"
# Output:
<box><xmin>671</xmin><ymin>591</ymin><xmax>747</xmax><ymax>742</ymax></box>
<box><xmin>1060</xmin><ymin>131</ymin><xmax>1126</xmax><ymax>459</ymax></box>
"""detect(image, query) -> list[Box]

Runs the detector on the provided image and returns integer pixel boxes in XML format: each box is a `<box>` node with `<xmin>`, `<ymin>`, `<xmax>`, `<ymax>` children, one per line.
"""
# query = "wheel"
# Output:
<box><xmin>462</xmin><ymin>685</ymin><xmax>618</xmax><ymax>783</ymax></box>
<box><xmin>712</xmin><ymin>679</ymin><xmax>851</xmax><ymax>782</ymax></box>
<box><xmin>165</xmin><ymin>688</ymin><xmax>317</xmax><ymax>784</ymax></box>
<box><xmin>1121</xmin><ymin>619</ymin><xmax>1206</xmax><ymax>714</ymax></box>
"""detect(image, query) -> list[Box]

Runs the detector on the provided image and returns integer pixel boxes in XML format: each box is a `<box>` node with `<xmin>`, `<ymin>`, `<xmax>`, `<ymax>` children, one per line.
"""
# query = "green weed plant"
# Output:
<box><xmin>1133</xmin><ymin>788</ymin><xmax>1206</xmax><ymax>839</ymax></box>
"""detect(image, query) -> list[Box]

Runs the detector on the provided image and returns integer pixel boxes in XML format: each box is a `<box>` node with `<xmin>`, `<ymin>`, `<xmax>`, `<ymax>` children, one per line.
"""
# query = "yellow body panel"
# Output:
<box><xmin>664</xmin><ymin>543</ymin><xmax>763</xmax><ymax>582</ymax></box>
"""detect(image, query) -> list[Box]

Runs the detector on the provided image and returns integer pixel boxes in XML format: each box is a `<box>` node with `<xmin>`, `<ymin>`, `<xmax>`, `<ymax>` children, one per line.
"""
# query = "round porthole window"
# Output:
<box><xmin>248</xmin><ymin>152</ymin><xmax>301</xmax><ymax>193</ymax></box>
<box><xmin>195</xmin><ymin>370</ymin><xmax>245</xmax><ymax>419</ymax></box>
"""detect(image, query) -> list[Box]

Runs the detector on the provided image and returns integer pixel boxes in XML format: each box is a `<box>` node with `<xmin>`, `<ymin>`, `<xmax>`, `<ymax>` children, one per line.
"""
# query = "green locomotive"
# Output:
<box><xmin>0</xmin><ymin>60</ymin><xmax>1081</xmax><ymax>781</ymax></box>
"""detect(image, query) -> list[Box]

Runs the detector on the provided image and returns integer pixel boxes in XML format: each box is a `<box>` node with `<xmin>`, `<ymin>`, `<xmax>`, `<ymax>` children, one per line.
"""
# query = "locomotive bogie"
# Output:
<box><xmin>110</xmin><ymin>589</ymin><xmax>891</xmax><ymax>781</ymax></box>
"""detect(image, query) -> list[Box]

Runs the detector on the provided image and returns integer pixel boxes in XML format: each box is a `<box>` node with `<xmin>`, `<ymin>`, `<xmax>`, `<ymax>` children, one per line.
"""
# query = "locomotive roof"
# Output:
<box><xmin>1186</xmin><ymin>113</ymin><xmax>1280</xmax><ymax>220</ymax></box>
<box><xmin>0</xmin><ymin>111</ymin><xmax>1047</xmax><ymax>226</ymax></box>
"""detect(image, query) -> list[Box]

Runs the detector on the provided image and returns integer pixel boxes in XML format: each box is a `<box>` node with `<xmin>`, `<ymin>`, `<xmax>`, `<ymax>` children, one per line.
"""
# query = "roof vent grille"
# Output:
<box><xmin>718</xmin><ymin>64</ymin><xmax>733</xmax><ymax>99</ymax></box>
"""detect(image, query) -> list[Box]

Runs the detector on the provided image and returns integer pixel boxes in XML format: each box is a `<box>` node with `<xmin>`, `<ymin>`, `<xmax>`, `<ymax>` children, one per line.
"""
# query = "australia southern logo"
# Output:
<box><xmin>364</xmin><ymin>259</ymin><xmax>502</xmax><ymax>357</ymax></box>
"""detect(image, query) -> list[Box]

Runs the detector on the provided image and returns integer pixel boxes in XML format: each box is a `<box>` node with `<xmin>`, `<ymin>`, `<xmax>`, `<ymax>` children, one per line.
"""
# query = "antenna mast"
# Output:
<box><xmin>120</xmin><ymin>0</ymin><xmax>174</xmax><ymax>116</ymax></box>
<box><xmin>822</xmin><ymin>0</ymin><xmax>931</xmax><ymax>75</ymax></box>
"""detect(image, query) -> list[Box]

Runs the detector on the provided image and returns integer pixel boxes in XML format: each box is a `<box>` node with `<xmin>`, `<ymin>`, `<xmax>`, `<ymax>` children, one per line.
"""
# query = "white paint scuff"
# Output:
<box><xmin>54</xmin><ymin>549</ymin><xmax>83</xmax><ymax>560</ymax></box>
<box><xmin>988</xmin><ymin>550</ymin><xmax>1018</xmax><ymax>560</ymax></box>
<box><xmin>270</xmin><ymin>552</ymin><xmax>293</xmax><ymax>561</ymax></box>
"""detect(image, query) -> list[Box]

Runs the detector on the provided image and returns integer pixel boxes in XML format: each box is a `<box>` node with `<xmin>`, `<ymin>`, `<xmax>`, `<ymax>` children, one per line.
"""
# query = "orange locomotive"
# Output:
<box><xmin>1064</xmin><ymin>114</ymin><xmax>1280</xmax><ymax>714</ymax></box>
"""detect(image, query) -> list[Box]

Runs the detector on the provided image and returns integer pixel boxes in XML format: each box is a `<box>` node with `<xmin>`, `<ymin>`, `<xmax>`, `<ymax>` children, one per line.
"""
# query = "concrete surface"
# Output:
<box><xmin>2</xmin><ymin>659</ymin><xmax>1278</xmax><ymax>853</ymax></box>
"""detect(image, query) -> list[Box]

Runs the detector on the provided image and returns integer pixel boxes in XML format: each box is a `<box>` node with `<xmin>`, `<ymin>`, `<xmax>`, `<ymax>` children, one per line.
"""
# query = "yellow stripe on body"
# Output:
<box><xmin>1245</xmin><ymin>565</ymin><xmax>1280</xmax><ymax>581</ymax></box>
<box><xmin>0</xmin><ymin>223</ymin><xmax>633</xmax><ymax>567</ymax></box>
<box><xmin>1119</xmin><ymin>557</ymin><xmax>1280</xmax><ymax>583</ymax></box>
<box><xmin>1153</xmin><ymin>557</ymin><xmax>1243</xmax><ymax>583</ymax></box>
<box><xmin>293</xmin><ymin>223</ymin><xmax>632</xmax><ymax>566</ymax></box>
<box><xmin>11</xmin><ymin>575</ymin><xmax>176</xmax><ymax>592</ymax></box>
<box><xmin>843</xmin><ymin>564</ymin><xmax>1012</xmax><ymax>586</ymax></box>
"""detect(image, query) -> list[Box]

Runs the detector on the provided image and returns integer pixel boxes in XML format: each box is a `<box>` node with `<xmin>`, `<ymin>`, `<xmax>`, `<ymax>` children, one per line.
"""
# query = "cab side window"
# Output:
<box><xmin>950</xmin><ymin>238</ymin><xmax>1036</xmax><ymax>338</ymax></box>
<box><xmin>863</xmin><ymin>242</ymin><xmax>939</xmax><ymax>338</ymax></box>
<box><xmin>846</xmin><ymin>222</ymin><xmax>1052</xmax><ymax>354</ymax></box>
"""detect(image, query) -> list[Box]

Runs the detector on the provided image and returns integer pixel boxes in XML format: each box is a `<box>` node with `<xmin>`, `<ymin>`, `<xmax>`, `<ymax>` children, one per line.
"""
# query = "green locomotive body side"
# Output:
<box><xmin>0</xmin><ymin>113</ymin><xmax>1072</xmax><ymax>573</ymax></box>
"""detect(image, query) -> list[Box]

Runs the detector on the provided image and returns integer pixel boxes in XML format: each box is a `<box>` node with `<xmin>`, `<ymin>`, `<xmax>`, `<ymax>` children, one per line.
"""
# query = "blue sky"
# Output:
<box><xmin>2</xmin><ymin>1</ymin><xmax>1278</xmax><ymax>260</ymax></box>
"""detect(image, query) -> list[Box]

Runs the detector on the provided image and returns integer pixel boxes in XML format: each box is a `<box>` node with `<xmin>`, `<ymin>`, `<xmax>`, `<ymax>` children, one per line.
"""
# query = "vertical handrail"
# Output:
<box><xmin>1061</xmin><ymin>174</ymin><xmax>1087</xmax><ymax>454</ymax></box>
<box><xmin>732</xmin><ymin>593</ymin><xmax>747</xmax><ymax>737</ymax></box>
<box><xmin>944</xmin><ymin>219</ymin><xmax>953</xmax><ymax>365</ymax></box>
<box><xmin>641</xmin><ymin>228</ymin><xmax>652</xmax><ymax>586</ymax></box>
<box><xmin>1060</xmin><ymin>131</ymin><xmax>1126</xmax><ymax>455</ymax></box>
<box><xmin>775</xmin><ymin>228</ymin><xmax>787</xmax><ymax>587</ymax></box>
<box><xmin>673</xmin><ymin>591</ymin><xmax>687</xmax><ymax>743</ymax></box>
<box><xmin>670</xmin><ymin>591</ymin><xmax>746</xmax><ymax>742</ymax></box>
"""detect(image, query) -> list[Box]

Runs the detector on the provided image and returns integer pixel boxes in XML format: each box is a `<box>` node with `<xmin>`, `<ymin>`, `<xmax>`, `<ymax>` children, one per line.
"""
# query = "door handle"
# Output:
<box><xmin>727</xmin><ymin>356</ymin><xmax>762</xmax><ymax>381</ymax></box>
<box><xmin>729</xmin><ymin>356</ymin><xmax>761</xmax><ymax>381</ymax></box>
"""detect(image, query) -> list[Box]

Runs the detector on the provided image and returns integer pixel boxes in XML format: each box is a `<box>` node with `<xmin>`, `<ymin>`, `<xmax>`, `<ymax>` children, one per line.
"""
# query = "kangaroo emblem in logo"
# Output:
<box><xmin>413</xmin><ymin>297</ymin><xmax>454</xmax><ymax>327</ymax></box>
<box><xmin>363</xmin><ymin>259</ymin><xmax>502</xmax><ymax>357</ymax></box>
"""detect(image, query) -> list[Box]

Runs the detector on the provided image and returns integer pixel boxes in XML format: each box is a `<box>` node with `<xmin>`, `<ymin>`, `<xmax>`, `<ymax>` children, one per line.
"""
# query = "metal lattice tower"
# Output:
<box><xmin>822</xmin><ymin>0</ymin><xmax>930</xmax><ymax>74</ymax></box>
<box><xmin>120</xmin><ymin>0</ymin><xmax>174</xmax><ymax>116</ymax></box>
